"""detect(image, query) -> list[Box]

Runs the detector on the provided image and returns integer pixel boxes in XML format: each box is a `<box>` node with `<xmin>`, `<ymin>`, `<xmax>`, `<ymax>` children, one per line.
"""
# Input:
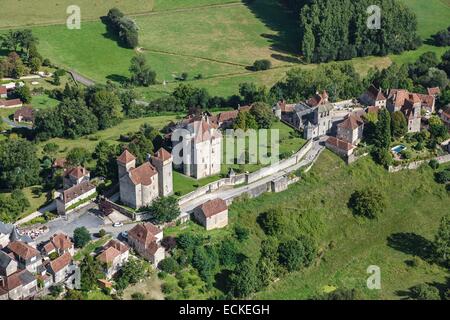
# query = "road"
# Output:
<box><xmin>180</xmin><ymin>139</ymin><xmax>325</xmax><ymax>213</ymax></box>
<box><xmin>2</xmin><ymin>117</ymin><xmax>31</xmax><ymax>129</ymax></box>
<box><xmin>69</xmin><ymin>70</ymin><xmax>95</xmax><ymax>87</ymax></box>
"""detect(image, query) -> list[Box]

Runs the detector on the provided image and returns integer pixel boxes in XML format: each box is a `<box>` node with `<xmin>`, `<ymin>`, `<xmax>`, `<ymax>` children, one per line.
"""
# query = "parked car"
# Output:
<box><xmin>113</xmin><ymin>222</ymin><xmax>124</xmax><ymax>228</ymax></box>
<box><xmin>120</xmin><ymin>231</ymin><xmax>128</xmax><ymax>239</ymax></box>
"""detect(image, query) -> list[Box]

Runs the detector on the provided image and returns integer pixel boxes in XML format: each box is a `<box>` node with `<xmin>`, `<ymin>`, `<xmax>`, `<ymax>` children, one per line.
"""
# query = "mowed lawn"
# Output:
<box><xmin>224</xmin><ymin>151</ymin><xmax>449</xmax><ymax>299</ymax></box>
<box><xmin>0</xmin><ymin>0</ymin><xmax>155</xmax><ymax>28</ymax></box>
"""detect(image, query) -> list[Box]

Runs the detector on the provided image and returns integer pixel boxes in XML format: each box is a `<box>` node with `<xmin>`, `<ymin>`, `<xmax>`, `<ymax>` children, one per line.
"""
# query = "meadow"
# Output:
<box><xmin>233</xmin><ymin>151</ymin><xmax>450</xmax><ymax>299</ymax></box>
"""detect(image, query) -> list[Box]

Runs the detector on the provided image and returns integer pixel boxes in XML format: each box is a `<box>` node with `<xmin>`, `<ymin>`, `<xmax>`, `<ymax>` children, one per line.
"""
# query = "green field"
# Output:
<box><xmin>229</xmin><ymin>151</ymin><xmax>450</xmax><ymax>299</ymax></box>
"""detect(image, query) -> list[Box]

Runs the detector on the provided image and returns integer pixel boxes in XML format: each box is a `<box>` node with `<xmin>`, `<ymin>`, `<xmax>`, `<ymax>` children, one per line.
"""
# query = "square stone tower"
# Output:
<box><xmin>151</xmin><ymin>148</ymin><xmax>173</xmax><ymax>197</ymax></box>
<box><xmin>117</xmin><ymin>149</ymin><xmax>136</xmax><ymax>178</ymax></box>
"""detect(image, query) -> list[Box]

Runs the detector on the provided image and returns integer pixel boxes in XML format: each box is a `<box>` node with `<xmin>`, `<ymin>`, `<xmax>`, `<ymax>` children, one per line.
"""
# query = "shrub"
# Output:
<box><xmin>234</xmin><ymin>225</ymin><xmax>250</xmax><ymax>242</ymax></box>
<box><xmin>98</xmin><ymin>229</ymin><xmax>107</xmax><ymax>237</ymax></box>
<box><xmin>410</xmin><ymin>284</ymin><xmax>441</xmax><ymax>300</ymax></box>
<box><xmin>429</xmin><ymin>159</ymin><xmax>439</xmax><ymax>170</ymax></box>
<box><xmin>73</xmin><ymin>227</ymin><xmax>91</xmax><ymax>248</ymax></box>
<box><xmin>131</xmin><ymin>292</ymin><xmax>145</xmax><ymax>300</ymax></box>
<box><xmin>435</xmin><ymin>169</ymin><xmax>450</xmax><ymax>184</ymax></box>
<box><xmin>158</xmin><ymin>257</ymin><xmax>180</xmax><ymax>274</ymax></box>
<box><xmin>278</xmin><ymin>235</ymin><xmax>317</xmax><ymax>272</ymax></box>
<box><xmin>252</xmin><ymin>59</ymin><xmax>271</xmax><ymax>71</ymax></box>
<box><xmin>258</xmin><ymin>208</ymin><xmax>284</xmax><ymax>236</ymax></box>
<box><xmin>348</xmin><ymin>189</ymin><xmax>386</xmax><ymax>219</ymax></box>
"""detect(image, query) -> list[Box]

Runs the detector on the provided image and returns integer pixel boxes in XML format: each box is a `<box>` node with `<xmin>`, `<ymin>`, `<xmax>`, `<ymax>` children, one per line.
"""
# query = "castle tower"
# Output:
<box><xmin>151</xmin><ymin>148</ymin><xmax>173</xmax><ymax>197</ymax></box>
<box><xmin>117</xmin><ymin>149</ymin><xmax>136</xmax><ymax>179</ymax></box>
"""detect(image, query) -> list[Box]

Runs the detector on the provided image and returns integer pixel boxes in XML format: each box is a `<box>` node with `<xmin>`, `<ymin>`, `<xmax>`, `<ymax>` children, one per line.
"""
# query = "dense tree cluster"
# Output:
<box><xmin>432</xmin><ymin>26</ymin><xmax>450</xmax><ymax>47</ymax></box>
<box><xmin>105</xmin><ymin>8</ymin><xmax>139</xmax><ymax>49</ymax></box>
<box><xmin>0</xmin><ymin>190</ymin><xmax>30</xmax><ymax>222</ymax></box>
<box><xmin>0</xmin><ymin>29</ymin><xmax>44</xmax><ymax>78</ymax></box>
<box><xmin>290</xmin><ymin>0</ymin><xmax>420</xmax><ymax>63</ymax></box>
<box><xmin>270</xmin><ymin>63</ymin><xmax>364</xmax><ymax>102</ymax></box>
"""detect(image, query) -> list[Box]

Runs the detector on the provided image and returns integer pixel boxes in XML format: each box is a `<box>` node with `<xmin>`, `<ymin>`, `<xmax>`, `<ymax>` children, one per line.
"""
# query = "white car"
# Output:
<box><xmin>113</xmin><ymin>222</ymin><xmax>124</xmax><ymax>228</ymax></box>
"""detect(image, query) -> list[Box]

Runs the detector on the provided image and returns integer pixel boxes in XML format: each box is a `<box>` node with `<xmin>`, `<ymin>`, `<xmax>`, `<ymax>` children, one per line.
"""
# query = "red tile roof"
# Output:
<box><xmin>0</xmin><ymin>86</ymin><xmax>7</xmax><ymax>95</ymax></box>
<box><xmin>49</xmin><ymin>252</ymin><xmax>72</xmax><ymax>273</ymax></box>
<box><xmin>4</xmin><ymin>99</ymin><xmax>23</xmax><ymax>107</ymax></box>
<box><xmin>50</xmin><ymin>233</ymin><xmax>73</xmax><ymax>251</ymax></box>
<box><xmin>7</xmin><ymin>241</ymin><xmax>39</xmax><ymax>260</ymax></box>
<box><xmin>153</xmin><ymin>148</ymin><xmax>172</xmax><ymax>162</ymax></box>
<box><xmin>198</xmin><ymin>198</ymin><xmax>228</xmax><ymax>218</ymax></box>
<box><xmin>65</xmin><ymin>166</ymin><xmax>89</xmax><ymax>179</ymax></box>
<box><xmin>427</xmin><ymin>87</ymin><xmax>441</xmax><ymax>96</ymax></box>
<box><xmin>97</xmin><ymin>246</ymin><xmax>120</xmax><ymax>264</ymax></box>
<box><xmin>326</xmin><ymin>136</ymin><xmax>355</xmax><ymax>152</ymax></box>
<box><xmin>62</xmin><ymin>181</ymin><xmax>96</xmax><ymax>204</ymax></box>
<box><xmin>129</xmin><ymin>162</ymin><xmax>158</xmax><ymax>186</ymax></box>
<box><xmin>307</xmin><ymin>91</ymin><xmax>328</xmax><ymax>107</ymax></box>
<box><xmin>117</xmin><ymin>150</ymin><xmax>136</xmax><ymax>164</ymax></box>
<box><xmin>105</xmin><ymin>239</ymin><xmax>129</xmax><ymax>254</ymax></box>
<box><xmin>217</xmin><ymin>110</ymin><xmax>239</xmax><ymax>123</ymax></box>
<box><xmin>128</xmin><ymin>223</ymin><xmax>161</xmax><ymax>247</ymax></box>
<box><xmin>338</xmin><ymin>114</ymin><xmax>364</xmax><ymax>130</ymax></box>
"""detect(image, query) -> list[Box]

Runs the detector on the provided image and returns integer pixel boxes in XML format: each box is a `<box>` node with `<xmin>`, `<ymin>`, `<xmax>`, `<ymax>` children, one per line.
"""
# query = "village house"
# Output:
<box><xmin>0</xmin><ymin>98</ymin><xmax>23</xmax><ymax>109</ymax></box>
<box><xmin>336</xmin><ymin>113</ymin><xmax>365</xmax><ymax>145</ymax></box>
<box><xmin>440</xmin><ymin>107</ymin><xmax>450</xmax><ymax>131</ymax></box>
<box><xmin>6</xmin><ymin>241</ymin><xmax>41</xmax><ymax>273</ymax></box>
<box><xmin>55</xmin><ymin>181</ymin><xmax>96</xmax><ymax>215</ymax></box>
<box><xmin>127</xmin><ymin>223</ymin><xmax>165</xmax><ymax>267</ymax></box>
<box><xmin>172</xmin><ymin>114</ymin><xmax>222</xmax><ymax>179</ymax></box>
<box><xmin>117</xmin><ymin>148</ymin><xmax>173</xmax><ymax>209</ymax></box>
<box><xmin>0</xmin><ymin>222</ymin><xmax>33</xmax><ymax>248</ymax></box>
<box><xmin>63</xmin><ymin>166</ymin><xmax>90</xmax><ymax>189</ymax></box>
<box><xmin>0</xmin><ymin>86</ymin><xmax>7</xmax><ymax>99</ymax></box>
<box><xmin>273</xmin><ymin>100</ymin><xmax>295</xmax><ymax>122</ymax></box>
<box><xmin>386</xmin><ymin>89</ymin><xmax>423</xmax><ymax>133</ymax></box>
<box><xmin>46</xmin><ymin>252</ymin><xmax>73</xmax><ymax>284</ymax></box>
<box><xmin>13</xmin><ymin>106</ymin><xmax>35</xmax><ymax>123</ymax></box>
<box><xmin>96</xmin><ymin>239</ymin><xmax>129</xmax><ymax>279</ymax></box>
<box><xmin>325</xmin><ymin>136</ymin><xmax>356</xmax><ymax>158</ymax></box>
<box><xmin>194</xmin><ymin>198</ymin><xmax>229</xmax><ymax>231</ymax></box>
<box><xmin>0</xmin><ymin>251</ymin><xmax>38</xmax><ymax>300</ymax></box>
<box><xmin>359</xmin><ymin>85</ymin><xmax>387</xmax><ymax>108</ymax></box>
<box><xmin>42</xmin><ymin>233</ymin><xmax>75</xmax><ymax>257</ymax></box>
<box><xmin>290</xmin><ymin>91</ymin><xmax>334</xmax><ymax>139</ymax></box>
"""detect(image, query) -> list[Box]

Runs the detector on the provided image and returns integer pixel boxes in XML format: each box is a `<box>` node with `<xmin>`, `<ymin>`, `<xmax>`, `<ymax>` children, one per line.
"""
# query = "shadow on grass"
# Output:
<box><xmin>106</xmin><ymin>74</ymin><xmax>129</xmax><ymax>84</ymax></box>
<box><xmin>387</xmin><ymin>232</ymin><xmax>434</xmax><ymax>261</ymax></box>
<box><xmin>242</xmin><ymin>0</ymin><xmax>300</xmax><ymax>56</ymax></box>
<box><xmin>395</xmin><ymin>281</ymin><xmax>446</xmax><ymax>300</ymax></box>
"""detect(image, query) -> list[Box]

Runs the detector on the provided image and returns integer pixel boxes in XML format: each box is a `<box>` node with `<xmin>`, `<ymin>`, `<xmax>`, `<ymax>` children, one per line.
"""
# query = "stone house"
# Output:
<box><xmin>387</xmin><ymin>89</ymin><xmax>422</xmax><ymax>133</ymax></box>
<box><xmin>13</xmin><ymin>106</ymin><xmax>35</xmax><ymax>123</ymax></box>
<box><xmin>0</xmin><ymin>222</ymin><xmax>33</xmax><ymax>248</ymax></box>
<box><xmin>96</xmin><ymin>239</ymin><xmax>129</xmax><ymax>279</ymax></box>
<box><xmin>55</xmin><ymin>180</ymin><xmax>96</xmax><ymax>215</ymax></box>
<box><xmin>46</xmin><ymin>252</ymin><xmax>73</xmax><ymax>284</ymax></box>
<box><xmin>194</xmin><ymin>198</ymin><xmax>228</xmax><ymax>231</ymax></box>
<box><xmin>42</xmin><ymin>233</ymin><xmax>75</xmax><ymax>257</ymax></box>
<box><xmin>337</xmin><ymin>113</ymin><xmax>365</xmax><ymax>145</ymax></box>
<box><xmin>6</xmin><ymin>241</ymin><xmax>41</xmax><ymax>273</ymax></box>
<box><xmin>172</xmin><ymin>116</ymin><xmax>222</xmax><ymax>179</ymax></box>
<box><xmin>325</xmin><ymin>136</ymin><xmax>356</xmax><ymax>158</ymax></box>
<box><xmin>359</xmin><ymin>85</ymin><xmax>387</xmax><ymax>108</ymax></box>
<box><xmin>63</xmin><ymin>166</ymin><xmax>90</xmax><ymax>189</ymax></box>
<box><xmin>117</xmin><ymin>148</ymin><xmax>173</xmax><ymax>209</ymax></box>
<box><xmin>0</xmin><ymin>268</ymin><xmax>37</xmax><ymax>300</ymax></box>
<box><xmin>127</xmin><ymin>223</ymin><xmax>165</xmax><ymax>267</ymax></box>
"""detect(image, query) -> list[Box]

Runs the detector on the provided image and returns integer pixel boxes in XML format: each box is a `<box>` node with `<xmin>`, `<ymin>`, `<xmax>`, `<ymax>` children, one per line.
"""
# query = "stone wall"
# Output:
<box><xmin>177</xmin><ymin>140</ymin><xmax>313</xmax><ymax>206</ymax></box>
<box><xmin>388</xmin><ymin>154</ymin><xmax>450</xmax><ymax>173</ymax></box>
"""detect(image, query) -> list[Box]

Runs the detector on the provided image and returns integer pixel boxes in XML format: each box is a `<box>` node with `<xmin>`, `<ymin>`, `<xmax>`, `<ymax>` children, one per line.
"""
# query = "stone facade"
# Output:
<box><xmin>194</xmin><ymin>198</ymin><xmax>228</xmax><ymax>231</ymax></box>
<box><xmin>127</xmin><ymin>223</ymin><xmax>165</xmax><ymax>267</ymax></box>
<box><xmin>117</xmin><ymin>148</ymin><xmax>173</xmax><ymax>209</ymax></box>
<box><xmin>172</xmin><ymin>116</ymin><xmax>222</xmax><ymax>180</ymax></box>
<box><xmin>359</xmin><ymin>85</ymin><xmax>386</xmax><ymax>108</ymax></box>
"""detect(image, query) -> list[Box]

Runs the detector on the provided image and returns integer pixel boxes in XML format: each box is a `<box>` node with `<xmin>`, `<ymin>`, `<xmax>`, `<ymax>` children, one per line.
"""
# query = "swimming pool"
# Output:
<box><xmin>391</xmin><ymin>144</ymin><xmax>406</xmax><ymax>154</ymax></box>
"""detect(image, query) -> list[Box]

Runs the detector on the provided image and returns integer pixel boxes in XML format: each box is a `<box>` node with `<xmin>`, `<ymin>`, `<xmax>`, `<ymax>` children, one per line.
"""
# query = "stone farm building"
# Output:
<box><xmin>194</xmin><ymin>198</ymin><xmax>229</xmax><ymax>231</ymax></box>
<box><xmin>127</xmin><ymin>223</ymin><xmax>165</xmax><ymax>267</ymax></box>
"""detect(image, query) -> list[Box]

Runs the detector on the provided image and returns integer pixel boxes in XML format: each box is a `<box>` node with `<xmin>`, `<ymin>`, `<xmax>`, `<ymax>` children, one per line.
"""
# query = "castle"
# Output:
<box><xmin>117</xmin><ymin>148</ymin><xmax>173</xmax><ymax>209</ymax></box>
<box><xmin>171</xmin><ymin>115</ymin><xmax>222</xmax><ymax>180</ymax></box>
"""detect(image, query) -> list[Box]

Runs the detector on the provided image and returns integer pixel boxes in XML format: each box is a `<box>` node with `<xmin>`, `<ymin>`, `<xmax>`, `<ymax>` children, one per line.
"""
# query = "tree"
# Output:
<box><xmin>391</xmin><ymin>111</ymin><xmax>407</xmax><ymax>138</ymax></box>
<box><xmin>147</xmin><ymin>196</ymin><xmax>180</xmax><ymax>224</ymax></box>
<box><xmin>129</xmin><ymin>55</ymin><xmax>156</xmax><ymax>86</ymax></box>
<box><xmin>0</xmin><ymin>190</ymin><xmax>31</xmax><ymax>222</ymax></box>
<box><xmin>234</xmin><ymin>225</ymin><xmax>250</xmax><ymax>242</ymax></box>
<box><xmin>258</xmin><ymin>208</ymin><xmax>284</xmax><ymax>236</ymax></box>
<box><xmin>43</xmin><ymin>142</ymin><xmax>59</xmax><ymax>158</ymax></box>
<box><xmin>0</xmin><ymin>138</ymin><xmax>41</xmax><ymax>189</ymax></box>
<box><xmin>115</xmin><ymin>259</ymin><xmax>148</xmax><ymax>292</ymax></box>
<box><xmin>176</xmin><ymin>233</ymin><xmax>203</xmax><ymax>252</ymax></box>
<box><xmin>80</xmin><ymin>255</ymin><xmax>102</xmax><ymax>291</ymax></box>
<box><xmin>192</xmin><ymin>246</ymin><xmax>218</xmax><ymax>286</ymax></box>
<box><xmin>219</xmin><ymin>239</ymin><xmax>240</xmax><ymax>268</ymax></box>
<box><xmin>12</xmin><ymin>85</ymin><xmax>32</xmax><ymax>103</ymax></box>
<box><xmin>239</xmin><ymin>82</ymin><xmax>268</xmax><ymax>105</ymax></box>
<box><xmin>158</xmin><ymin>257</ymin><xmax>180</xmax><ymax>274</ymax></box>
<box><xmin>227</xmin><ymin>256</ymin><xmax>259</xmax><ymax>298</ymax></box>
<box><xmin>52</xmin><ymin>72</ymin><xmax>61</xmax><ymax>86</ymax></box>
<box><xmin>428</xmin><ymin>116</ymin><xmax>448</xmax><ymax>142</ymax></box>
<box><xmin>348</xmin><ymin>189</ymin><xmax>386</xmax><ymax>219</ymax></box>
<box><xmin>435</xmin><ymin>169</ymin><xmax>450</xmax><ymax>184</ymax></box>
<box><xmin>250</xmin><ymin>102</ymin><xmax>275</xmax><ymax>129</ymax></box>
<box><xmin>73</xmin><ymin>227</ymin><xmax>91</xmax><ymax>248</ymax></box>
<box><xmin>278</xmin><ymin>235</ymin><xmax>317</xmax><ymax>272</ymax></box>
<box><xmin>433</xmin><ymin>214</ymin><xmax>450</xmax><ymax>267</ymax></box>
<box><xmin>301</xmin><ymin>24</ymin><xmax>315</xmax><ymax>63</ymax></box>
<box><xmin>410</xmin><ymin>283</ymin><xmax>441</xmax><ymax>300</ymax></box>
<box><xmin>67</xmin><ymin>147</ymin><xmax>91</xmax><ymax>166</ymax></box>
<box><xmin>87</xmin><ymin>89</ymin><xmax>123</xmax><ymax>130</ymax></box>
<box><xmin>374</xmin><ymin>108</ymin><xmax>391</xmax><ymax>149</ymax></box>
<box><xmin>93</xmin><ymin>141</ymin><xmax>120</xmax><ymax>180</ymax></box>
<box><xmin>432</xmin><ymin>27</ymin><xmax>450</xmax><ymax>46</ymax></box>
<box><xmin>233</xmin><ymin>111</ymin><xmax>257</xmax><ymax>131</ymax></box>
<box><xmin>161</xmin><ymin>236</ymin><xmax>177</xmax><ymax>251</ymax></box>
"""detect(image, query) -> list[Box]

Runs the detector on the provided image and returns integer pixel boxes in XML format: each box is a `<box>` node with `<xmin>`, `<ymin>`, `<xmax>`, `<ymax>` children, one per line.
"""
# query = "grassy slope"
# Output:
<box><xmin>224</xmin><ymin>151</ymin><xmax>449</xmax><ymax>299</ymax></box>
